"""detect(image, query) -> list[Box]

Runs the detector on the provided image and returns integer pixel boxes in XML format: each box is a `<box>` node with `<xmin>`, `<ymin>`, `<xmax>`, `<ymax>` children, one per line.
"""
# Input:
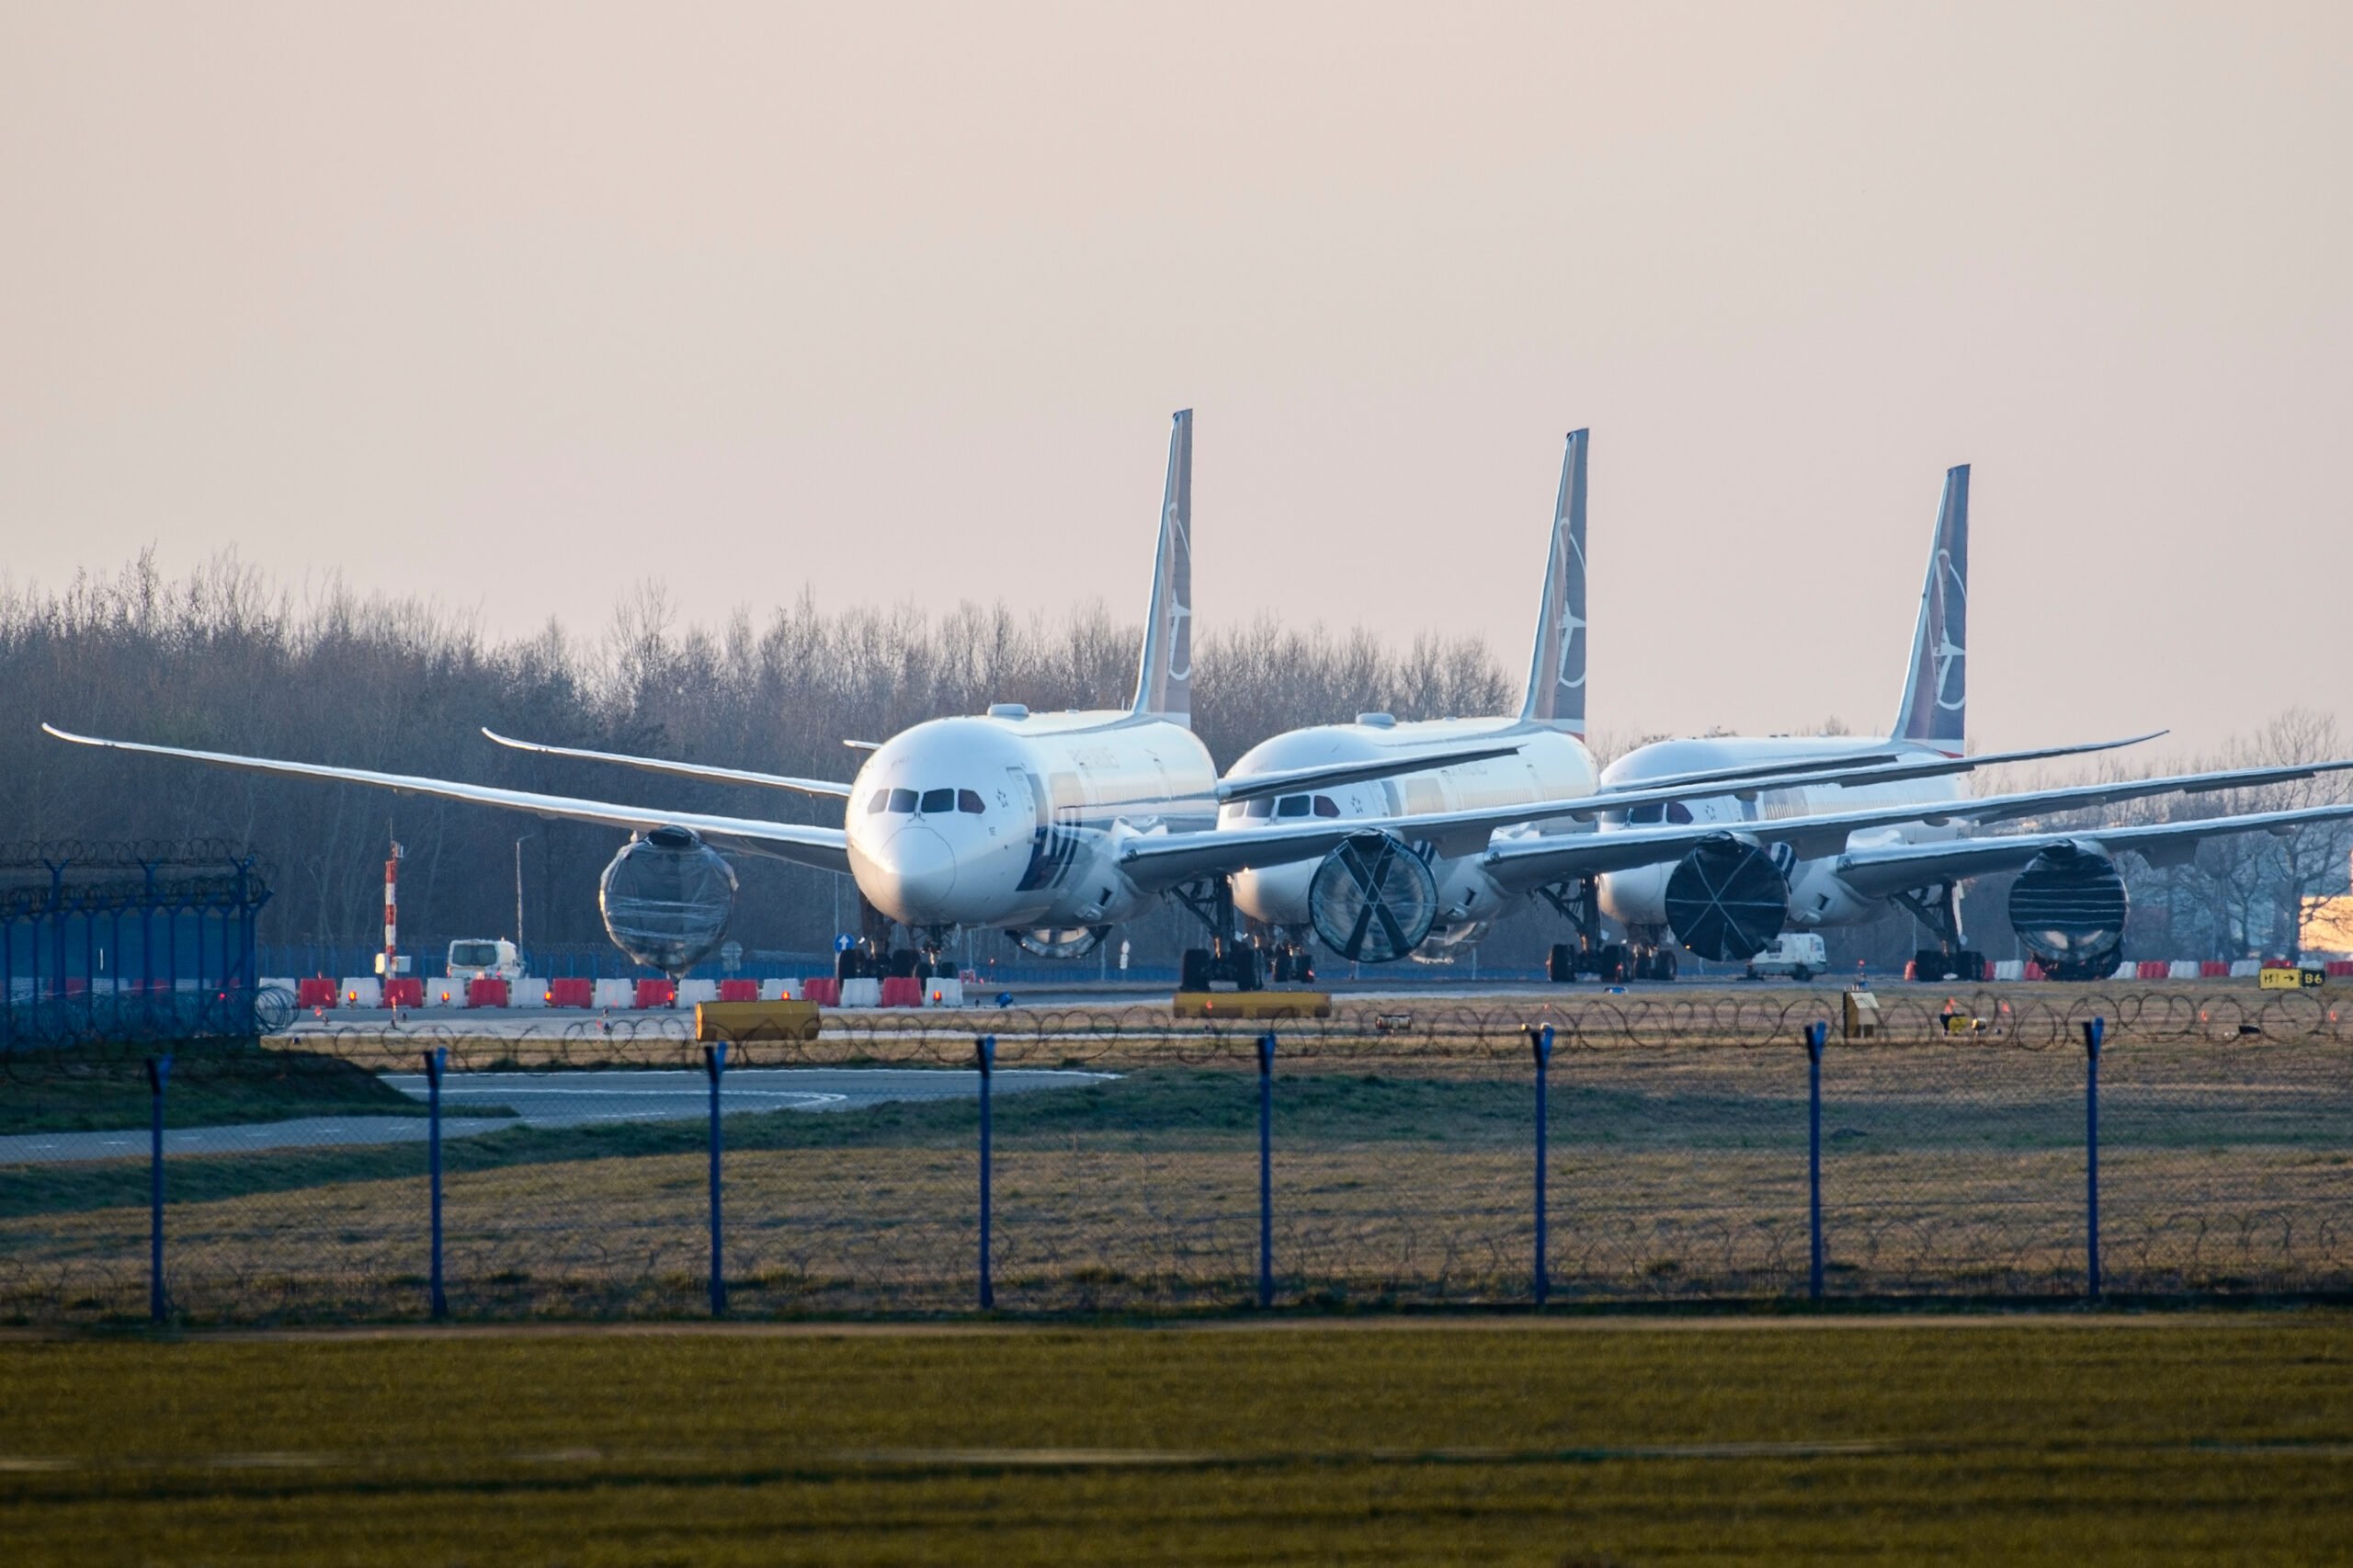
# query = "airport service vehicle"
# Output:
<box><xmin>1745</xmin><ymin>932</ymin><xmax>1825</xmax><ymax>983</ymax></box>
<box><xmin>1485</xmin><ymin>466</ymin><xmax>2353</xmax><ymax>982</ymax></box>
<box><xmin>1215</xmin><ymin>432</ymin><xmax>2157</xmax><ymax>983</ymax></box>
<box><xmin>48</xmin><ymin>413</ymin><xmax>1695</xmax><ymax>991</ymax></box>
<box><xmin>445</xmin><ymin>938</ymin><xmax>524</xmax><ymax>983</ymax></box>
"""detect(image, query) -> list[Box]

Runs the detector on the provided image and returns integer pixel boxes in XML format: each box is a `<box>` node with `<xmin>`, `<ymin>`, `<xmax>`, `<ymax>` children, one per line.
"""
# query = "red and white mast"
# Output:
<box><xmin>384</xmin><ymin>841</ymin><xmax>404</xmax><ymax>1004</ymax></box>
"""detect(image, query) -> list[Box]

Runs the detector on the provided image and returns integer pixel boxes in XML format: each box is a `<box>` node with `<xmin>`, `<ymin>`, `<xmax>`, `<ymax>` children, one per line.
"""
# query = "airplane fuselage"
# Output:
<box><xmin>1225</xmin><ymin>719</ymin><xmax>1598</xmax><ymax>944</ymax></box>
<box><xmin>846</xmin><ymin>710</ymin><xmax>1218</xmax><ymax>929</ymax></box>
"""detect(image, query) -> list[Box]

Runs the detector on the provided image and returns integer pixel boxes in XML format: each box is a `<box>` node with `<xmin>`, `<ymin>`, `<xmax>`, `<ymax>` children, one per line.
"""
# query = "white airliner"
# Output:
<box><xmin>1482</xmin><ymin>464</ymin><xmax>2353</xmax><ymax>982</ymax></box>
<box><xmin>42</xmin><ymin>412</ymin><xmax>1833</xmax><ymax>990</ymax></box>
<box><xmin>1211</xmin><ymin>433</ymin><xmax>2175</xmax><ymax>981</ymax></box>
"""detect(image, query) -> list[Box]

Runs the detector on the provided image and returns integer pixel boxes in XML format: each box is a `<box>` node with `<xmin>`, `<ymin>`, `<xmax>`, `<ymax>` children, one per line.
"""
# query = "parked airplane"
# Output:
<box><xmin>43</xmin><ymin>413</ymin><xmax>1813</xmax><ymax>990</ymax></box>
<box><xmin>1481</xmin><ymin>464</ymin><xmax>2353</xmax><ymax>982</ymax></box>
<box><xmin>1216</xmin><ymin>435</ymin><xmax>2159</xmax><ymax>982</ymax></box>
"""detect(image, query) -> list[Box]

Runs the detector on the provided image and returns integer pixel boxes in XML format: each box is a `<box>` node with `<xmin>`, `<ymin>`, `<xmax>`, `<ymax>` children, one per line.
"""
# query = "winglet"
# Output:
<box><xmin>1893</xmin><ymin>464</ymin><xmax>1969</xmax><ymax>755</ymax></box>
<box><xmin>1518</xmin><ymin>428</ymin><xmax>1589</xmax><ymax>734</ymax></box>
<box><xmin>1130</xmin><ymin>409</ymin><xmax>1195</xmax><ymax>724</ymax></box>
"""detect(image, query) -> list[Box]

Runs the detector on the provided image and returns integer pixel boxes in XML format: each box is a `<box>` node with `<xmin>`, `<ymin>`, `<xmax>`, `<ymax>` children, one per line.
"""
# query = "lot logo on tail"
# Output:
<box><xmin>1895</xmin><ymin>464</ymin><xmax>1969</xmax><ymax>752</ymax></box>
<box><xmin>1131</xmin><ymin>410</ymin><xmax>1194</xmax><ymax>722</ymax></box>
<box><xmin>1521</xmin><ymin>428</ymin><xmax>1590</xmax><ymax>734</ymax></box>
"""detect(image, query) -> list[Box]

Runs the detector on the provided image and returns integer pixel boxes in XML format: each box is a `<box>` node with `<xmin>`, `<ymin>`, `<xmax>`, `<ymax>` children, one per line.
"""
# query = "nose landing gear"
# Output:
<box><xmin>835</xmin><ymin>902</ymin><xmax>957</xmax><ymax>982</ymax></box>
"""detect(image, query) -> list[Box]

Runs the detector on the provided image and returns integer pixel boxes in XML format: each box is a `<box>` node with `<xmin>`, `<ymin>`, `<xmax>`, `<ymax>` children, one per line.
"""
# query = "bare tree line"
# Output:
<box><xmin>6</xmin><ymin>552</ymin><xmax>2342</xmax><ymax>971</ymax></box>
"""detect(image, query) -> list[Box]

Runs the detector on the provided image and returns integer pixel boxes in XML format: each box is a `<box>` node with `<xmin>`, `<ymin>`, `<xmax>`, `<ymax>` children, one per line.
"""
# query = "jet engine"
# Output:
<box><xmin>1008</xmin><ymin>926</ymin><xmax>1111</xmax><ymax>959</ymax></box>
<box><xmin>1309</xmin><ymin>832</ymin><xmax>1438</xmax><ymax>962</ymax></box>
<box><xmin>598</xmin><ymin>826</ymin><xmax>738</xmax><ymax>979</ymax></box>
<box><xmin>1662</xmin><ymin>836</ymin><xmax>1790</xmax><ymax>961</ymax></box>
<box><xmin>2006</xmin><ymin>844</ymin><xmax>2128</xmax><ymax>982</ymax></box>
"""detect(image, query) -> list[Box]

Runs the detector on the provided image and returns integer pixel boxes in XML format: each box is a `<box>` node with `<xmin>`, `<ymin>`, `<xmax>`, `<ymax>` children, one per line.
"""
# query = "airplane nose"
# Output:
<box><xmin>871</xmin><ymin>825</ymin><xmax>957</xmax><ymax>914</ymax></box>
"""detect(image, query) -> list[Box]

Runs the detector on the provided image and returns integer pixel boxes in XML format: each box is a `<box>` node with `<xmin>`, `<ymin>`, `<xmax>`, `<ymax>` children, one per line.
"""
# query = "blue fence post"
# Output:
<box><xmin>425</xmin><ymin>1047</ymin><xmax>447</xmax><ymax>1319</ymax></box>
<box><xmin>145</xmin><ymin>1054</ymin><xmax>171</xmax><ymax>1323</ymax></box>
<box><xmin>1256</xmin><ymin>1030</ymin><xmax>1277</xmax><ymax>1309</ymax></box>
<box><xmin>705</xmin><ymin>1041</ymin><xmax>728</xmax><ymax>1317</ymax></box>
<box><xmin>1806</xmin><ymin>1020</ymin><xmax>1827</xmax><ymax>1301</ymax></box>
<box><xmin>976</xmin><ymin>1035</ymin><xmax>995</xmax><ymax>1310</ymax></box>
<box><xmin>2084</xmin><ymin>1017</ymin><xmax>2103</xmax><ymax>1302</ymax></box>
<box><xmin>1530</xmin><ymin>1023</ymin><xmax>1553</xmax><ymax>1306</ymax></box>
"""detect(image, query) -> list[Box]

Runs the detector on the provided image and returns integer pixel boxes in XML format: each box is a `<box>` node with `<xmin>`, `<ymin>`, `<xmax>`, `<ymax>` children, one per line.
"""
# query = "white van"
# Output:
<box><xmin>1745</xmin><ymin>932</ymin><xmax>1827</xmax><ymax>983</ymax></box>
<box><xmin>446</xmin><ymin>938</ymin><xmax>525</xmax><ymax>983</ymax></box>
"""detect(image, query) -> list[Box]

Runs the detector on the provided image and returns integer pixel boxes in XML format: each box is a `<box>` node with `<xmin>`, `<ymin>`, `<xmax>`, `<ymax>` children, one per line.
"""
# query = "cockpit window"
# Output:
<box><xmin>1244</xmin><ymin>798</ymin><xmax>1274</xmax><ymax>819</ymax></box>
<box><xmin>1628</xmin><ymin>801</ymin><xmax>1665</xmax><ymax>824</ymax></box>
<box><xmin>958</xmin><ymin>789</ymin><xmax>985</xmax><ymax>814</ymax></box>
<box><xmin>1667</xmin><ymin>801</ymin><xmax>1694</xmax><ymax>824</ymax></box>
<box><xmin>919</xmin><ymin>787</ymin><xmax>955</xmax><ymax>814</ymax></box>
<box><xmin>866</xmin><ymin>790</ymin><xmax>890</xmax><ymax>814</ymax></box>
<box><xmin>1277</xmin><ymin>795</ymin><xmax>1311</xmax><ymax>818</ymax></box>
<box><xmin>1313</xmin><ymin>795</ymin><xmax>1339</xmax><ymax>818</ymax></box>
<box><xmin>887</xmin><ymin>788</ymin><xmax>917</xmax><ymax>812</ymax></box>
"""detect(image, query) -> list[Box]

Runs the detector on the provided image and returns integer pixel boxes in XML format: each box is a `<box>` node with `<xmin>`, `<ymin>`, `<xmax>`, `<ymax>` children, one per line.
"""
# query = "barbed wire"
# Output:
<box><xmin>3</xmin><ymin>987</ymin><xmax>2343</xmax><ymax>1080</ymax></box>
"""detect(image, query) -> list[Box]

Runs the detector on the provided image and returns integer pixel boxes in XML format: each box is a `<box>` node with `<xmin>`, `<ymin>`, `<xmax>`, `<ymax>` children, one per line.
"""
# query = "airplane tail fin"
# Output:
<box><xmin>1892</xmin><ymin>464</ymin><xmax>1969</xmax><ymax>754</ymax></box>
<box><xmin>1518</xmin><ymin>428</ymin><xmax>1589</xmax><ymax>734</ymax></box>
<box><xmin>1130</xmin><ymin>409</ymin><xmax>1194</xmax><ymax>724</ymax></box>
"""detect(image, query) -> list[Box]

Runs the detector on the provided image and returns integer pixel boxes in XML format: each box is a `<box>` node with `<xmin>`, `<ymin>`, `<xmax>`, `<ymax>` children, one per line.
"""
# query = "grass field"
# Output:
<box><xmin>2</xmin><ymin>1316</ymin><xmax>2350</xmax><ymax>1563</ymax></box>
<box><xmin>6</xmin><ymin>1046</ymin><xmax>2350</xmax><ymax>1321</ymax></box>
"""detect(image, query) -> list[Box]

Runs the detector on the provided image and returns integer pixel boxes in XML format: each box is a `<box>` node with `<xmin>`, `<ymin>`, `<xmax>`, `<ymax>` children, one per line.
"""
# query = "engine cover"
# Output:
<box><xmin>1007</xmin><ymin>925</ymin><xmax>1110</xmax><ymax>959</ymax></box>
<box><xmin>597</xmin><ymin>827</ymin><xmax>738</xmax><ymax>978</ymax></box>
<box><xmin>2006</xmin><ymin>844</ymin><xmax>2127</xmax><ymax>981</ymax></box>
<box><xmin>1309</xmin><ymin>833</ymin><xmax>1438</xmax><ymax>962</ymax></box>
<box><xmin>1662</xmin><ymin>836</ymin><xmax>1790</xmax><ymax>961</ymax></box>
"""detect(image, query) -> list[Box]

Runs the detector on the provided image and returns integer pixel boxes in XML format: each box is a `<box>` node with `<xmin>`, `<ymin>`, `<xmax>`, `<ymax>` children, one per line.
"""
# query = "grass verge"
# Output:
<box><xmin>0</xmin><ymin>1040</ymin><xmax>516</xmax><ymax>1136</ymax></box>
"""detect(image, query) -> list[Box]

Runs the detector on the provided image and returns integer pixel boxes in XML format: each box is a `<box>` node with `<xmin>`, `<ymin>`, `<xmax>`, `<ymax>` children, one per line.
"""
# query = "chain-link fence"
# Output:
<box><xmin>2</xmin><ymin>989</ymin><xmax>2346</xmax><ymax>1324</ymax></box>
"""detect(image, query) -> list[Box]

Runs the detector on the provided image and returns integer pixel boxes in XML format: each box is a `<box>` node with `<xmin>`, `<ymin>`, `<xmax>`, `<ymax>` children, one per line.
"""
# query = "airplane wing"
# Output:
<box><xmin>1118</xmin><ymin>747</ymin><xmax>2235</xmax><ymax>894</ymax></box>
<box><xmin>481</xmin><ymin>728</ymin><xmax>855</xmax><ymax>801</ymax></box>
<box><xmin>1613</xmin><ymin>733</ymin><xmax>2163</xmax><ymax>797</ymax></box>
<box><xmin>1479</xmin><ymin>755</ymin><xmax>2353</xmax><ymax>892</ymax></box>
<box><xmin>1827</xmin><ymin>803</ymin><xmax>2353</xmax><ymax>900</ymax></box>
<box><xmin>1215</xmin><ymin>744</ymin><xmax>1525</xmax><ymax>804</ymax></box>
<box><xmin>41</xmin><ymin>726</ymin><xmax>852</xmax><ymax>874</ymax></box>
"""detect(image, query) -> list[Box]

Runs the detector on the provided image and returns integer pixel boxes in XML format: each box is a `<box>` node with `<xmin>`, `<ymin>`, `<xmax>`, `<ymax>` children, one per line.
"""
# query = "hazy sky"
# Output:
<box><xmin>4</xmin><ymin>3</ymin><xmax>2347</xmax><ymax>755</ymax></box>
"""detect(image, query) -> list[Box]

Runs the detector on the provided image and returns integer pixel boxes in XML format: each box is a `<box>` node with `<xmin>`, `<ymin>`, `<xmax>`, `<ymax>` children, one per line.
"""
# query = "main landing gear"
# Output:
<box><xmin>1171</xmin><ymin>876</ymin><xmax>1263</xmax><ymax>992</ymax></box>
<box><xmin>1264</xmin><ymin>928</ymin><xmax>1316</xmax><ymax>985</ymax></box>
<box><xmin>1538</xmin><ymin>876</ymin><xmax>1680</xmax><ymax>983</ymax></box>
<box><xmin>1892</xmin><ymin>881</ymin><xmax>1988</xmax><ymax>984</ymax></box>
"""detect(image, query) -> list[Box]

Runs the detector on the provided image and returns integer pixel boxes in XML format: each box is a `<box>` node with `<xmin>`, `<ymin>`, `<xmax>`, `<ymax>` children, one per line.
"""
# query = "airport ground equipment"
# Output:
<box><xmin>1170</xmin><ymin>990</ymin><xmax>1331</xmax><ymax>1019</ymax></box>
<box><xmin>694</xmin><ymin>999</ymin><xmax>822</xmax><ymax>1042</ymax></box>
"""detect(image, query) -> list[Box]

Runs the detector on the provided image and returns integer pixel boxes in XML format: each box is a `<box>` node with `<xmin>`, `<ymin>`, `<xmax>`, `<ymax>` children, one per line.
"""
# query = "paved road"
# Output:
<box><xmin>0</xmin><ymin>1067</ymin><xmax>1112</xmax><ymax>1165</ymax></box>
